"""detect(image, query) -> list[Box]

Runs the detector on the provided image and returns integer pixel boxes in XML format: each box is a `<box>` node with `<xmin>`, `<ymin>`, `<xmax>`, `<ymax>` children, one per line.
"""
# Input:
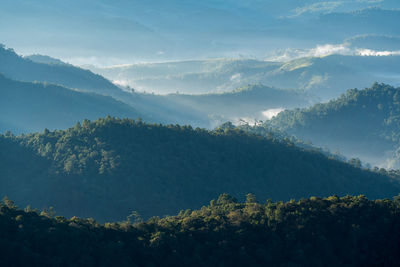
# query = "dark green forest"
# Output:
<box><xmin>1</xmin><ymin>194</ymin><xmax>400</xmax><ymax>266</ymax></box>
<box><xmin>2</xmin><ymin>2</ymin><xmax>400</xmax><ymax>265</ymax></box>
<box><xmin>1</xmin><ymin>117</ymin><xmax>399</xmax><ymax>221</ymax></box>
<box><xmin>243</xmin><ymin>83</ymin><xmax>400</xmax><ymax>167</ymax></box>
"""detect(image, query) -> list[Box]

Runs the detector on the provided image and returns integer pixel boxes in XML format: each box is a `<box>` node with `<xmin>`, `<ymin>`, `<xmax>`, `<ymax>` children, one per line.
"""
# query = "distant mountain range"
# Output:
<box><xmin>3</xmin><ymin>43</ymin><xmax>400</xmax><ymax>135</ymax></box>
<box><xmin>0</xmin><ymin>45</ymin><xmax>120</xmax><ymax>95</ymax></box>
<box><xmin>1</xmin><ymin>117</ymin><xmax>398</xmax><ymax>222</ymax></box>
<box><xmin>345</xmin><ymin>34</ymin><xmax>400</xmax><ymax>51</ymax></box>
<box><xmin>0</xmin><ymin>74</ymin><xmax>141</xmax><ymax>133</ymax></box>
<box><xmin>25</xmin><ymin>54</ymin><xmax>68</xmax><ymax>65</ymax></box>
<box><xmin>1</xmin><ymin>1</ymin><xmax>400</xmax><ymax>61</ymax></box>
<box><xmin>88</xmin><ymin>55</ymin><xmax>400</xmax><ymax>100</ymax></box>
<box><xmin>1</xmin><ymin>46</ymin><xmax>315</xmax><ymax>130</ymax></box>
<box><xmin>2</xmin><ymin>2</ymin><xmax>400</xmax><ymax>264</ymax></box>
<box><xmin>4</xmin><ymin>42</ymin><xmax>400</xmax><ymax>133</ymax></box>
<box><xmin>120</xmin><ymin>84</ymin><xmax>312</xmax><ymax>128</ymax></box>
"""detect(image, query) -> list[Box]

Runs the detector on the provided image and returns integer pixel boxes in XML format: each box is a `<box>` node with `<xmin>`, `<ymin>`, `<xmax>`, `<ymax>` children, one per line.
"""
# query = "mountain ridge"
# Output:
<box><xmin>249</xmin><ymin>83</ymin><xmax>400</xmax><ymax>168</ymax></box>
<box><xmin>0</xmin><ymin>74</ymin><xmax>142</xmax><ymax>133</ymax></box>
<box><xmin>0</xmin><ymin>45</ymin><xmax>120</xmax><ymax>95</ymax></box>
<box><xmin>1</xmin><ymin>117</ymin><xmax>398</xmax><ymax>222</ymax></box>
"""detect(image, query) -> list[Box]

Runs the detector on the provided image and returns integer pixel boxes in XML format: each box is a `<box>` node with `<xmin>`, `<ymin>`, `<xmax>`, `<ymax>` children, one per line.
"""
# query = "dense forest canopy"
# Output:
<box><xmin>1</xmin><ymin>117</ymin><xmax>398</xmax><ymax>222</ymax></box>
<box><xmin>244</xmin><ymin>83</ymin><xmax>400</xmax><ymax>168</ymax></box>
<box><xmin>2</xmin><ymin>1</ymin><xmax>400</xmax><ymax>265</ymax></box>
<box><xmin>1</xmin><ymin>194</ymin><xmax>400</xmax><ymax>266</ymax></box>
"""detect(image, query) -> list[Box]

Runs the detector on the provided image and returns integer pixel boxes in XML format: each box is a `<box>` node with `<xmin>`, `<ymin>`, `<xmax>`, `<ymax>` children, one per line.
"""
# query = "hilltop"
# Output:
<box><xmin>0</xmin><ymin>194</ymin><xmax>400</xmax><ymax>266</ymax></box>
<box><xmin>1</xmin><ymin>117</ymin><xmax>398</xmax><ymax>221</ymax></box>
<box><xmin>251</xmin><ymin>83</ymin><xmax>400</xmax><ymax>168</ymax></box>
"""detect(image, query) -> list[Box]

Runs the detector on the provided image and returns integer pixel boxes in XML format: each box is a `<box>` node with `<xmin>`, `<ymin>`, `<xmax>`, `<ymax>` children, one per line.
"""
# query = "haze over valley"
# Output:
<box><xmin>2</xmin><ymin>1</ymin><xmax>400</xmax><ymax>265</ymax></box>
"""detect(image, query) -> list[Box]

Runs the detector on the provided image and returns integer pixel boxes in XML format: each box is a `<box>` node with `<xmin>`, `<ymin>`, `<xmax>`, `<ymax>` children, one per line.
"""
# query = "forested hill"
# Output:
<box><xmin>0</xmin><ymin>45</ymin><xmax>119</xmax><ymax>95</ymax></box>
<box><xmin>255</xmin><ymin>83</ymin><xmax>400</xmax><ymax>168</ymax></box>
<box><xmin>0</xmin><ymin>74</ymin><xmax>142</xmax><ymax>133</ymax></box>
<box><xmin>1</xmin><ymin>195</ymin><xmax>400</xmax><ymax>266</ymax></box>
<box><xmin>1</xmin><ymin>117</ymin><xmax>399</xmax><ymax>222</ymax></box>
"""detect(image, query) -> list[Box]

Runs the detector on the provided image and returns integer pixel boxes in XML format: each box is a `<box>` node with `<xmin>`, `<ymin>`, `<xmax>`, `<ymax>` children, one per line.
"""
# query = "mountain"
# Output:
<box><xmin>25</xmin><ymin>54</ymin><xmax>68</xmax><ymax>65</ymax></box>
<box><xmin>122</xmin><ymin>84</ymin><xmax>312</xmax><ymax>128</ymax></box>
<box><xmin>4</xmin><ymin>43</ymin><xmax>400</xmax><ymax>130</ymax></box>
<box><xmin>1</xmin><ymin>117</ymin><xmax>398</xmax><ymax>222</ymax></box>
<box><xmin>86</xmin><ymin>59</ymin><xmax>282</xmax><ymax>94</ymax></box>
<box><xmin>0</xmin><ymin>45</ymin><xmax>204</xmax><ymax>127</ymax></box>
<box><xmin>315</xmin><ymin>8</ymin><xmax>400</xmax><ymax>41</ymax></box>
<box><xmin>163</xmin><ymin>84</ymin><xmax>312</xmax><ymax>126</ymax></box>
<box><xmin>0</xmin><ymin>74</ymin><xmax>141</xmax><ymax>133</ymax></box>
<box><xmin>345</xmin><ymin>35</ymin><xmax>400</xmax><ymax>51</ymax></box>
<box><xmin>1</xmin><ymin>194</ymin><xmax>400</xmax><ymax>266</ymax></box>
<box><xmin>266</xmin><ymin>55</ymin><xmax>400</xmax><ymax>99</ymax></box>
<box><xmin>0</xmin><ymin>45</ymin><xmax>120</xmax><ymax>95</ymax></box>
<box><xmin>252</xmin><ymin>83</ymin><xmax>400</xmax><ymax>168</ymax></box>
<box><xmin>88</xmin><ymin>55</ymin><xmax>400</xmax><ymax>99</ymax></box>
<box><xmin>2</xmin><ymin>1</ymin><xmax>399</xmax><ymax>61</ymax></box>
<box><xmin>0</xmin><ymin>46</ymin><xmax>312</xmax><ymax>128</ymax></box>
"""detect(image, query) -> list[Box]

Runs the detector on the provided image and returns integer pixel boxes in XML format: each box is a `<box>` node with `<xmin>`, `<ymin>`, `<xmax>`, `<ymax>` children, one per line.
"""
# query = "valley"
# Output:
<box><xmin>1</xmin><ymin>1</ymin><xmax>400</xmax><ymax>265</ymax></box>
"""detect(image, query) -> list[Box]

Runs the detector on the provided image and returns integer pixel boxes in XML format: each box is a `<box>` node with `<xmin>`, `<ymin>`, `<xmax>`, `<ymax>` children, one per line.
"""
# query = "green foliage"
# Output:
<box><xmin>244</xmin><ymin>83</ymin><xmax>400</xmax><ymax>168</ymax></box>
<box><xmin>245</xmin><ymin>193</ymin><xmax>258</xmax><ymax>204</ymax></box>
<box><xmin>1</xmin><ymin>117</ymin><xmax>399</xmax><ymax>222</ymax></box>
<box><xmin>0</xmin><ymin>195</ymin><xmax>400</xmax><ymax>266</ymax></box>
<box><xmin>267</xmin><ymin>83</ymin><xmax>400</xmax><ymax>143</ymax></box>
<box><xmin>127</xmin><ymin>211</ymin><xmax>143</xmax><ymax>224</ymax></box>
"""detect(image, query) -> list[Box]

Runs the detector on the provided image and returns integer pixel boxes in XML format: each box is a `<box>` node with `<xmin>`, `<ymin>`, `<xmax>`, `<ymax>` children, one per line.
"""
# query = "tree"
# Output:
<box><xmin>246</xmin><ymin>193</ymin><xmax>258</xmax><ymax>203</ymax></box>
<box><xmin>127</xmin><ymin>211</ymin><xmax>143</xmax><ymax>224</ymax></box>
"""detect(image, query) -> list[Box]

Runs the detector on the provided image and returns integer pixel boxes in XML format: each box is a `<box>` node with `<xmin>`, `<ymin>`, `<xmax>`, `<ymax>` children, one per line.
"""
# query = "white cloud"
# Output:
<box><xmin>265</xmin><ymin>43</ymin><xmax>352</xmax><ymax>61</ymax></box>
<box><xmin>293</xmin><ymin>2</ymin><xmax>343</xmax><ymax>16</ymax></box>
<box><xmin>262</xmin><ymin>108</ymin><xmax>285</xmax><ymax>120</ymax></box>
<box><xmin>266</xmin><ymin>42</ymin><xmax>400</xmax><ymax>62</ymax></box>
<box><xmin>310</xmin><ymin>43</ymin><xmax>352</xmax><ymax>57</ymax></box>
<box><xmin>112</xmin><ymin>80</ymin><xmax>131</xmax><ymax>87</ymax></box>
<box><xmin>66</xmin><ymin>56</ymin><xmax>132</xmax><ymax>67</ymax></box>
<box><xmin>230</xmin><ymin>73</ymin><xmax>241</xmax><ymax>82</ymax></box>
<box><xmin>356</xmin><ymin>49</ymin><xmax>400</xmax><ymax>56</ymax></box>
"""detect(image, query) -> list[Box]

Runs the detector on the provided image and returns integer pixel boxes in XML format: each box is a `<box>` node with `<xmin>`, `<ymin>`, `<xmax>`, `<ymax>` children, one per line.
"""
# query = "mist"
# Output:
<box><xmin>2</xmin><ymin>0</ymin><xmax>400</xmax><ymax>171</ymax></box>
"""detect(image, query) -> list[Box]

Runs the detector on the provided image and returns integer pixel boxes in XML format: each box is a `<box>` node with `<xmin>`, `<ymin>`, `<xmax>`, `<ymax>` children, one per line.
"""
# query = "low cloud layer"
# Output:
<box><xmin>266</xmin><ymin>42</ymin><xmax>400</xmax><ymax>62</ymax></box>
<box><xmin>262</xmin><ymin>108</ymin><xmax>285</xmax><ymax>120</ymax></box>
